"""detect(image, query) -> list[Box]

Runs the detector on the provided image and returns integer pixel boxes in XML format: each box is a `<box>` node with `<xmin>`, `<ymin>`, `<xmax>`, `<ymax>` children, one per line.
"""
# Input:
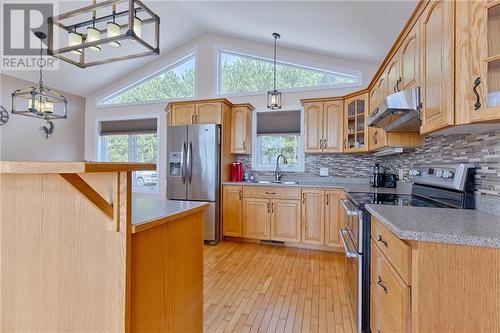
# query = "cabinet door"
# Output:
<box><xmin>324</xmin><ymin>190</ymin><xmax>344</xmax><ymax>248</ymax></box>
<box><xmin>242</xmin><ymin>198</ymin><xmax>270</xmax><ymax>240</ymax></box>
<box><xmin>170</xmin><ymin>104</ymin><xmax>195</xmax><ymax>126</ymax></box>
<box><xmin>222</xmin><ymin>186</ymin><xmax>242</xmax><ymax>237</ymax></box>
<box><xmin>400</xmin><ymin>24</ymin><xmax>420</xmax><ymax>90</ymax></box>
<box><xmin>231</xmin><ymin>107</ymin><xmax>251</xmax><ymax>154</ymax></box>
<box><xmin>369</xmin><ymin>75</ymin><xmax>386</xmax><ymax>115</ymax></box>
<box><xmin>301</xmin><ymin>189</ymin><xmax>325</xmax><ymax>245</ymax></box>
<box><xmin>270</xmin><ymin>199</ymin><xmax>301</xmax><ymax>242</ymax></box>
<box><xmin>323</xmin><ymin>101</ymin><xmax>344</xmax><ymax>153</ymax></box>
<box><xmin>386</xmin><ymin>57</ymin><xmax>401</xmax><ymax>94</ymax></box>
<box><xmin>344</xmin><ymin>94</ymin><xmax>369</xmax><ymax>153</ymax></box>
<box><xmin>196</xmin><ymin>102</ymin><xmax>222</xmax><ymax>124</ymax></box>
<box><xmin>369</xmin><ymin>127</ymin><xmax>388</xmax><ymax>151</ymax></box>
<box><xmin>420</xmin><ymin>0</ymin><xmax>454</xmax><ymax>134</ymax></box>
<box><xmin>303</xmin><ymin>102</ymin><xmax>324</xmax><ymax>153</ymax></box>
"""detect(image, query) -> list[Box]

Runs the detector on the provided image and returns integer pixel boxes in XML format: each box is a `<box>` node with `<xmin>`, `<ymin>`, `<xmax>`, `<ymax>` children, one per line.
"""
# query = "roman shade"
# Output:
<box><xmin>99</xmin><ymin>118</ymin><xmax>157</xmax><ymax>136</ymax></box>
<box><xmin>257</xmin><ymin>110</ymin><xmax>301</xmax><ymax>134</ymax></box>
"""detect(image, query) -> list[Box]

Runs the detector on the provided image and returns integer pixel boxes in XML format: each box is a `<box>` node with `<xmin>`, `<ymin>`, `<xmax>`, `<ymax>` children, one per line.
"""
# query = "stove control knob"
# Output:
<box><xmin>436</xmin><ymin>170</ymin><xmax>443</xmax><ymax>178</ymax></box>
<box><xmin>443</xmin><ymin>170</ymin><xmax>451</xmax><ymax>178</ymax></box>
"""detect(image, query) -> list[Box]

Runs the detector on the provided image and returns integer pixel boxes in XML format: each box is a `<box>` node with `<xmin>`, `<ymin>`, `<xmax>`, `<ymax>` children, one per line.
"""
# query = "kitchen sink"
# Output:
<box><xmin>256</xmin><ymin>180</ymin><xmax>299</xmax><ymax>185</ymax></box>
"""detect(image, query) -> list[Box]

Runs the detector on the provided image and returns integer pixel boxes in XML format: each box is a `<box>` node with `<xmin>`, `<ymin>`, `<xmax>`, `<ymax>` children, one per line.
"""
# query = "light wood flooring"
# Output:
<box><xmin>203</xmin><ymin>241</ymin><xmax>356</xmax><ymax>333</ymax></box>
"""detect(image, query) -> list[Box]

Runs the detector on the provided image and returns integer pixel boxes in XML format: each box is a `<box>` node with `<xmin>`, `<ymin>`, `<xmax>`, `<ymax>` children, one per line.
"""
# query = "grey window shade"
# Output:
<box><xmin>99</xmin><ymin>118</ymin><xmax>157</xmax><ymax>136</ymax></box>
<box><xmin>257</xmin><ymin>110</ymin><xmax>301</xmax><ymax>135</ymax></box>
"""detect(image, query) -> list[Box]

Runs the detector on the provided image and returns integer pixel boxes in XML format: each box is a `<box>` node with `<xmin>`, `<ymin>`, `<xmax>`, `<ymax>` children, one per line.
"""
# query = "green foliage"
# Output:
<box><xmin>258</xmin><ymin>135</ymin><xmax>299</xmax><ymax>166</ymax></box>
<box><xmin>219</xmin><ymin>54</ymin><xmax>358</xmax><ymax>95</ymax></box>
<box><xmin>104</xmin><ymin>134</ymin><xmax>157</xmax><ymax>163</ymax></box>
<box><xmin>104</xmin><ymin>135</ymin><xmax>128</xmax><ymax>162</ymax></box>
<box><xmin>134</xmin><ymin>134</ymin><xmax>157</xmax><ymax>163</ymax></box>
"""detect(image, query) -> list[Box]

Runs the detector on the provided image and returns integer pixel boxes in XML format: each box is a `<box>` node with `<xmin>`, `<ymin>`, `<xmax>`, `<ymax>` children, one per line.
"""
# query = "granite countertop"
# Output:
<box><xmin>222</xmin><ymin>180</ymin><xmax>412</xmax><ymax>195</ymax></box>
<box><xmin>132</xmin><ymin>198</ymin><xmax>209</xmax><ymax>233</ymax></box>
<box><xmin>366</xmin><ymin>204</ymin><xmax>500</xmax><ymax>249</ymax></box>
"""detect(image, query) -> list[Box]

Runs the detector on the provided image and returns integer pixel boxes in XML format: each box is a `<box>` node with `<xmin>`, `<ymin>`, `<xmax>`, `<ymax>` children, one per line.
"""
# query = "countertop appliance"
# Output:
<box><xmin>381</xmin><ymin>173</ymin><xmax>398</xmax><ymax>188</ymax></box>
<box><xmin>167</xmin><ymin>124</ymin><xmax>221</xmax><ymax>245</ymax></box>
<box><xmin>370</xmin><ymin>164</ymin><xmax>385</xmax><ymax>188</ymax></box>
<box><xmin>368</xmin><ymin>87</ymin><xmax>421</xmax><ymax>132</ymax></box>
<box><xmin>230</xmin><ymin>162</ymin><xmax>244</xmax><ymax>182</ymax></box>
<box><xmin>339</xmin><ymin>163</ymin><xmax>475</xmax><ymax>333</ymax></box>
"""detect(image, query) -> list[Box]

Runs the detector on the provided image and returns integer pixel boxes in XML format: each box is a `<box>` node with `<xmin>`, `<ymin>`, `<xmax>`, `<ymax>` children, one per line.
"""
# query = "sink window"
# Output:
<box><xmin>252</xmin><ymin>110</ymin><xmax>304</xmax><ymax>172</ymax></box>
<box><xmin>98</xmin><ymin>118</ymin><xmax>159</xmax><ymax>193</ymax></box>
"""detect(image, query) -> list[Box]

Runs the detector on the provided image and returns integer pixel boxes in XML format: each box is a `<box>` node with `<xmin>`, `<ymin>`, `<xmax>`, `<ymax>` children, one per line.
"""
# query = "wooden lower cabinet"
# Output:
<box><xmin>324</xmin><ymin>190</ymin><xmax>345</xmax><ymax>247</ymax></box>
<box><xmin>270</xmin><ymin>199</ymin><xmax>301</xmax><ymax>242</ymax></box>
<box><xmin>222</xmin><ymin>186</ymin><xmax>242</xmax><ymax>237</ymax></box>
<box><xmin>301</xmin><ymin>189</ymin><xmax>325</xmax><ymax>245</ymax></box>
<box><xmin>242</xmin><ymin>197</ymin><xmax>271</xmax><ymax>240</ymax></box>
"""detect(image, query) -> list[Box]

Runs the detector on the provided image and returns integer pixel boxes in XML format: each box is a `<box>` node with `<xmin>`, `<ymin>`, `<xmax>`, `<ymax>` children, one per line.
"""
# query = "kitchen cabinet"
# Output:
<box><xmin>222</xmin><ymin>186</ymin><xmax>243</xmax><ymax>237</ymax></box>
<box><xmin>303</xmin><ymin>100</ymin><xmax>344</xmax><ymax>153</ymax></box>
<box><xmin>386</xmin><ymin>58</ymin><xmax>401</xmax><ymax>94</ymax></box>
<box><xmin>270</xmin><ymin>199</ymin><xmax>301</xmax><ymax>242</ymax></box>
<box><xmin>369</xmin><ymin>128</ymin><xmax>423</xmax><ymax>152</ymax></box>
<box><xmin>242</xmin><ymin>197</ymin><xmax>271</xmax><ymax>240</ymax></box>
<box><xmin>170</xmin><ymin>104</ymin><xmax>195</xmax><ymax>126</ymax></box>
<box><xmin>420</xmin><ymin>0</ymin><xmax>455</xmax><ymax>134</ymax></box>
<box><xmin>400</xmin><ymin>23</ymin><xmax>420</xmax><ymax>90</ymax></box>
<box><xmin>167</xmin><ymin>99</ymin><xmax>232</xmax><ymax>126</ymax></box>
<box><xmin>456</xmin><ymin>0</ymin><xmax>500</xmax><ymax>124</ymax></box>
<box><xmin>369</xmin><ymin>75</ymin><xmax>387</xmax><ymax>115</ymax></box>
<box><xmin>344</xmin><ymin>93</ymin><xmax>368</xmax><ymax>152</ymax></box>
<box><xmin>196</xmin><ymin>102</ymin><xmax>222</xmax><ymax>124</ymax></box>
<box><xmin>301</xmin><ymin>189</ymin><xmax>325</xmax><ymax>245</ymax></box>
<box><xmin>230</xmin><ymin>104</ymin><xmax>254</xmax><ymax>154</ymax></box>
<box><xmin>324</xmin><ymin>190</ymin><xmax>345</xmax><ymax>248</ymax></box>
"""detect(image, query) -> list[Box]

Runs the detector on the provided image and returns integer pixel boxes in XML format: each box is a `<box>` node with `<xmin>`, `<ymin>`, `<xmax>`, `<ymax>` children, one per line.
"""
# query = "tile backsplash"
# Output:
<box><xmin>236</xmin><ymin>130</ymin><xmax>500</xmax><ymax>199</ymax></box>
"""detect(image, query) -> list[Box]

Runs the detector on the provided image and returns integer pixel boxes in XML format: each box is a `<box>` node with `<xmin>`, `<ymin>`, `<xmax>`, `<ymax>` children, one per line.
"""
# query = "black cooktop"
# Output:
<box><xmin>346</xmin><ymin>192</ymin><xmax>453</xmax><ymax>209</ymax></box>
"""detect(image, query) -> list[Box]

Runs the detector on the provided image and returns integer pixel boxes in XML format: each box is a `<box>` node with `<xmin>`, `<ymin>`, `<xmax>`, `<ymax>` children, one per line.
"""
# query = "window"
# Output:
<box><xmin>253</xmin><ymin>110</ymin><xmax>304</xmax><ymax>172</ymax></box>
<box><xmin>218</xmin><ymin>49</ymin><xmax>361</xmax><ymax>95</ymax></box>
<box><xmin>99</xmin><ymin>54</ymin><xmax>196</xmax><ymax>105</ymax></box>
<box><xmin>99</xmin><ymin>118</ymin><xmax>158</xmax><ymax>193</ymax></box>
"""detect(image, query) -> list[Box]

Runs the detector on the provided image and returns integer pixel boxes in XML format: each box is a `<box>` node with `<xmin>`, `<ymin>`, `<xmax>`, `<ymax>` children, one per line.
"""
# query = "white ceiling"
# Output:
<box><xmin>3</xmin><ymin>0</ymin><xmax>417</xmax><ymax>97</ymax></box>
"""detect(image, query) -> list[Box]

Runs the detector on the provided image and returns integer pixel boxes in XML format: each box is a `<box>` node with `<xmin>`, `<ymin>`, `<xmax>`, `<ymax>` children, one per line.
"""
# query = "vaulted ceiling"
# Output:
<box><xmin>3</xmin><ymin>0</ymin><xmax>417</xmax><ymax>97</ymax></box>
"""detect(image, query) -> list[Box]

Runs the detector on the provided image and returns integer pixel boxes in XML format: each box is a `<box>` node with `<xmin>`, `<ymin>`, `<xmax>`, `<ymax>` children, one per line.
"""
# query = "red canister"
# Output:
<box><xmin>230</xmin><ymin>162</ymin><xmax>244</xmax><ymax>182</ymax></box>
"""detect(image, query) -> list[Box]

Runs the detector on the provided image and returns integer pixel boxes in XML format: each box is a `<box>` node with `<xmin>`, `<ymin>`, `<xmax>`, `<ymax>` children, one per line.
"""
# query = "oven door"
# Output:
<box><xmin>340</xmin><ymin>198</ymin><xmax>361</xmax><ymax>252</ymax></box>
<box><xmin>340</xmin><ymin>228</ymin><xmax>363</xmax><ymax>332</ymax></box>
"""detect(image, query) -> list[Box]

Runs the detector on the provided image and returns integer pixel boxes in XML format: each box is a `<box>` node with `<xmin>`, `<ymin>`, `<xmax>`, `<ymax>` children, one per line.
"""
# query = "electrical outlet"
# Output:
<box><xmin>398</xmin><ymin>168</ymin><xmax>404</xmax><ymax>180</ymax></box>
<box><xmin>319</xmin><ymin>168</ymin><xmax>329</xmax><ymax>177</ymax></box>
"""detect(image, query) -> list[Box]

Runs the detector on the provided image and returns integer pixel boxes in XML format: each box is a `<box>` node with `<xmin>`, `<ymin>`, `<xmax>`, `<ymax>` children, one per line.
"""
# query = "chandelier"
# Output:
<box><xmin>47</xmin><ymin>0</ymin><xmax>160</xmax><ymax>68</ymax></box>
<box><xmin>267</xmin><ymin>32</ymin><xmax>282</xmax><ymax>110</ymax></box>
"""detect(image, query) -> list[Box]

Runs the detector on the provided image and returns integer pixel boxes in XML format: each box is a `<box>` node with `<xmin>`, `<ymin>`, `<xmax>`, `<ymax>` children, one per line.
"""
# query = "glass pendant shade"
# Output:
<box><xmin>86</xmin><ymin>27</ymin><xmax>101</xmax><ymax>52</ymax></box>
<box><xmin>134</xmin><ymin>16</ymin><xmax>142</xmax><ymax>39</ymax></box>
<box><xmin>68</xmin><ymin>32</ymin><xmax>83</xmax><ymax>55</ymax></box>
<box><xmin>107</xmin><ymin>21</ymin><xmax>122</xmax><ymax>47</ymax></box>
<box><xmin>267</xmin><ymin>90</ymin><xmax>282</xmax><ymax>110</ymax></box>
<box><xmin>30</xmin><ymin>97</ymin><xmax>54</xmax><ymax>114</ymax></box>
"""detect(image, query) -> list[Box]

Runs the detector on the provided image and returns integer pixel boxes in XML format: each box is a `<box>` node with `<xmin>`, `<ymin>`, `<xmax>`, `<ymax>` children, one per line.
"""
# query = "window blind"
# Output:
<box><xmin>256</xmin><ymin>110</ymin><xmax>301</xmax><ymax>135</ymax></box>
<box><xmin>99</xmin><ymin>118</ymin><xmax>157</xmax><ymax>136</ymax></box>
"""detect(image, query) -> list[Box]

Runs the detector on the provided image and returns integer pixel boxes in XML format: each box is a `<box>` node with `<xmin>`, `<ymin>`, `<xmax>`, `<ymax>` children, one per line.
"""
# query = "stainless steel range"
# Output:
<box><xmin>339</xmin><ymin>163</ymin><xmax>475</xmax><ymax>333</ymax></box>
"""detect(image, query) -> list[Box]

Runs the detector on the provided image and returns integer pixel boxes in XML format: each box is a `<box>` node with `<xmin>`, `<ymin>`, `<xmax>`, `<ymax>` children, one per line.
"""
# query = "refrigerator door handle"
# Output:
<box><xmin>187</xmin><ymin>141</ymin><xmax>193</xmax><ymax>184</ymax></box>
<box><xmin>181</xmin><ymin>142</ymin><xmax>187</xmax><ymax>184</ymax></box>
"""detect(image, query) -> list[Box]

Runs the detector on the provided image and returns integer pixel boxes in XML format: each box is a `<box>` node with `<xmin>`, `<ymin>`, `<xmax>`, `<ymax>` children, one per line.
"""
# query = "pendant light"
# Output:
<box><xmin>267</xmin><ymin>32</ymin><xmax>282</xmax><ymax>110</ymax></box>
<box><xmin>68</xmin><ymin>29</ymin><xmax>83</xmax><ymax>55</ymax></box>
<box><xmin>107</xmin><ymin>4</ymin><xmax>121</xmax><ymax>48</ymax></box>
<box><xmin>86</xmin><ymin>2</ymin><xmax>101</xmax><ymax>52</ymax></box>
<box><xmin>131</xmin><ymin>9</ymin><xmax>142</xmax><ymax>42</ymax></box>
<box><xmin>12</xmin><ymin>31</ymin><xmax>68</xmax><ymax>125</ymax></box>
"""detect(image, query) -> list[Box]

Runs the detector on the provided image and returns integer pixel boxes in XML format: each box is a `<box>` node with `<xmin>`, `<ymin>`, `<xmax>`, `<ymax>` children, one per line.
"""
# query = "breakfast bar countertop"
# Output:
<box><xmin>366</xmin><ymin>204</ymin><xmax>500</xmax><ymax>249</ymax></box>
<box><xmin>132</xmin><ymin>198</ymin><xmax>209</xmax><ymax>233</ymax></box>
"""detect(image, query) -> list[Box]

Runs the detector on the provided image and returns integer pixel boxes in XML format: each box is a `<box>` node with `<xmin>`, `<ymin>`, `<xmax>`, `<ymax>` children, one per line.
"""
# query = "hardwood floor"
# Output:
<box><xmin>204</xmin><ymin>241</ymin><xmax>356</xmax><ymax>333</ymax></box>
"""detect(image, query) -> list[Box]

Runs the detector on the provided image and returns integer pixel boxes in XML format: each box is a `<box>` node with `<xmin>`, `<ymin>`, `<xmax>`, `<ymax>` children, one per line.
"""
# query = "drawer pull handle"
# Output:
<box><xmin>377</xmin><ymin>235</ymin><xmax>388</xmax><ymax>247</ymax></box>
<box><xmin>473</xmin><ymin>77</ymin><xmax>481</xmax><ymax>111</ymax></box>
<box><xmin>302</xmin><ymin>193</ymin><xmax>306</xmax><ymax>203</ymax></box>
<box><xmin>377</xmin><ymin>276</ymin><xmax>388</xmax><ymax>293</ymax></box>
<box><xmin>265</xmin><ymin>192</ymin><xmax>276</xmax><ymax>195</ymax></box>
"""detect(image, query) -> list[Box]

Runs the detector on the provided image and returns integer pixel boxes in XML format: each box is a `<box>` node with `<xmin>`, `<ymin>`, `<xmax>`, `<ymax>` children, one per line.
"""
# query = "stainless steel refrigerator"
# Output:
<box><xmin>167</xmin><ymin>124</ymin><xmax>221</xmax><ymax>244</ymax></box>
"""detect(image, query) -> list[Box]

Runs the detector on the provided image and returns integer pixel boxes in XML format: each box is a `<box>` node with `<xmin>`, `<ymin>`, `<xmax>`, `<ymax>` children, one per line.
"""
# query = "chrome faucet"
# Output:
<box><xmin>274</xmin><ymin>154</ymin><xmax>288</xmax><ymax>182</ymax></box>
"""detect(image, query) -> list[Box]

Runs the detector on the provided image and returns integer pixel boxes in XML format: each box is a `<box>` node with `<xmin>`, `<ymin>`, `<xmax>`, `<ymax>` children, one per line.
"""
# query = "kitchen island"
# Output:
<box><xmin>0</xmin><ymin>161</ymin><xmax>207</xmax><ymax>333</ymax></box>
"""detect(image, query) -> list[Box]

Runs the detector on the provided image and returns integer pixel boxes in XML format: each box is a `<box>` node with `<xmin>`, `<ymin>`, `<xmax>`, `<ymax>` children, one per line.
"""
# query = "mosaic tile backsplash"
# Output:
<box><xmin>237</xmin><ymin>130</ymin><xmax>500</xmax><ymax>199</ymax></box>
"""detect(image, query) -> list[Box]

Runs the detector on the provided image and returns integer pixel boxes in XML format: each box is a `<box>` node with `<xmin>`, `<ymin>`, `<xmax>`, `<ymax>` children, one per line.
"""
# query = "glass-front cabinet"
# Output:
<box><xmin>344</xmin><ymin>93</ymin><xmax>368</xmax><ymax>152</ymax></box>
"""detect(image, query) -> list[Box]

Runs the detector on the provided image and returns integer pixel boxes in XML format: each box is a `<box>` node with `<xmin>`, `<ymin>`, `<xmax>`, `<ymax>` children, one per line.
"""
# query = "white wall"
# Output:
<box><xmin>0</xmin><ymin>74</ymin><xmax>85</xmax><ymax>161</ymax></box>
<box><xmin>84</xmin><ymin>33</ymin><xmax>378</xmax><ymax>197</ymax></box>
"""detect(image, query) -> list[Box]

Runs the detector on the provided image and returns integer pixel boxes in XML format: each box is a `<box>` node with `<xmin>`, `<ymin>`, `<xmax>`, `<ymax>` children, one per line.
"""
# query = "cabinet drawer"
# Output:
<box><xmin>242</xmin><ymin>186</ymin><xmax>301</xmax><ymax>199</ymax></box>
<box><xmin>371</xmin><ymin>217</ymin><xmax>411</xmax><ymax>285</ymax></box>
<box><xmin>371</xmin><ymin>288</ymin><xmax>392</xmax><ymax>333</ymax></box>
<box><xmin>371</xmin><ymin>241</ymin><xmax>411</xmax><ymax>333</ymax></box>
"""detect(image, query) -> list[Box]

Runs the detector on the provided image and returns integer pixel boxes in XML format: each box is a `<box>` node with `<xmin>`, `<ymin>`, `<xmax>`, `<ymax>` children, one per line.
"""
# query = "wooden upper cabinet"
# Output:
<box><xmin>324</xmin><ymin>190</ymin><xmax>344</xmax><ymax>248</ymax></box>
<box><xmin>303</xmin><ymin>102</ymin><xmax>324</xmax><ymax>153</ymax></box>
<box><xmin>323</xmin><ymin>101</ymin><xmax>344</xmax><ymax>153</ymax></box>
<box><xmin>222</xmin><ymin>186</ymin><xmax>243</xmax><ymax>237</ymax></box>
<box><xmin>386</xmin><ymin>57</ymin><xmax>401</xmax><ymax>94</ymax></box>
<box><xmin>196</xmin><ymin>102</ymin><xmax>222</xmax><ymax>124</ymax></box>
<box><xmin>301</xmin><ymin>189</ymin><xmax>325</xmax><ymax>245</ymax></box>
<box><xmin>242</xmin><ymin>198</ymin><xmax>271</xmax><ymax>240</ymax></box>
<box><xmin>170</xmin><ymin>104</ymin><xmax>195</xmax><ymax>126</ymax></box>
<box><xmin>420</xmin><ymin>0</ymin><xmax>455</xmax><ymax>134</ymax></box>
<box><xmin>344</xmin><ymin>93</ymin><xmax>368</xmax><ymax>152</ymax></box>
<box><xmin>369</xmin><ymin>75</ymin><xmax>386</xmax><ymax>115</ymax></box>
<box><xmin>456</xmin><ymin>1</ymin><xmax>500</xmax><ymax>124</ymax></box>
<box><xmin>400</xmin><ymin>23</ymin><xmax>420</xmax><ymax>90</ymax></box>
<box><xmin>369</xmin><ymin>127</ymin><xmax>388</xmax><ymax>151</ymax></box>
<box><xmin>231</xmin><ymin>105</ymin><xmax>252</xmax><ymax>154</ymax></box>
<box><xmin>270</xmin><ymin>199</ymin><xmax>301</xmax><ymax>243</ymax></box>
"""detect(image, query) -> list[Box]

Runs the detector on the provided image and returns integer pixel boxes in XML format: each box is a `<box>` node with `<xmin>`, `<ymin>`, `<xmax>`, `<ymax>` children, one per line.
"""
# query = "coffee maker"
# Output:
<box><xmin>370</xmin><ymin>163</ymin><xmax>385</xmax><ymax>187</ymax></box>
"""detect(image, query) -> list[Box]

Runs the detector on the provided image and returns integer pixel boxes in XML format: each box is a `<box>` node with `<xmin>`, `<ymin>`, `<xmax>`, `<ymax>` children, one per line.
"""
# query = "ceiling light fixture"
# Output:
<box><xmin>267</xmin><ymin>32</ymin><xmax>282</xmax><ymax>110</ymax></box>
<box><xmin>48</xmin><ymin>0</ymin><xmax>160</xmax><ymax>68</ymax></box>
<box><xmin>11</xmin><ymin>32</ymin><xmax>68</xmax><ymax>134</ymax></box>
